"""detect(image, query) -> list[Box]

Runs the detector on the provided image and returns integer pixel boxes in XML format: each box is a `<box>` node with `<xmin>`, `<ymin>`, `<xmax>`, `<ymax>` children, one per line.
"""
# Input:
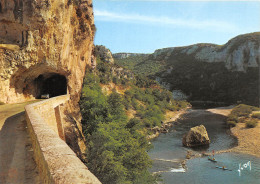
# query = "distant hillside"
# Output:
<box><xmin>114</xmin><ymin>32</ymin><xmax>260</xmax><ymax>106</ymax></box>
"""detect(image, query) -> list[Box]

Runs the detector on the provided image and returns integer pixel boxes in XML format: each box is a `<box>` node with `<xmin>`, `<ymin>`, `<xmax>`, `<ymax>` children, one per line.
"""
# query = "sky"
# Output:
<box><xmin>93</xmin><ymin>0</ymin><xmax>260</xmax><ymax>54</ymax></box>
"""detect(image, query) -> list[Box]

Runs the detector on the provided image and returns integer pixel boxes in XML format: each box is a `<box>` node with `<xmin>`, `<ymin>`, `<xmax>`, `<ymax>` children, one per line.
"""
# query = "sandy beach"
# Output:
<box><xmin>207</xmin><ymin>106</ymin><xmax>260</xmax><ymax>157</ymax></box>
<box><xmin>231</xmin><ymin>123</ymin><xmax>260</xmax><ymax>157</ymax></box>
<box><xmin>206</xmin><ymin>105</ymin><xmax>234</xmax><ymax>116</ymax></box>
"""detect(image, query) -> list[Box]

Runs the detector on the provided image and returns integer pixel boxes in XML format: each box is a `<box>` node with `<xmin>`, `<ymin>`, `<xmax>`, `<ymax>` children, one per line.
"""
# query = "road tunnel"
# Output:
<box><xmin>34</xmin><ymin>73</ymin><xmax>67</xmax><ymax>98</ymax></box>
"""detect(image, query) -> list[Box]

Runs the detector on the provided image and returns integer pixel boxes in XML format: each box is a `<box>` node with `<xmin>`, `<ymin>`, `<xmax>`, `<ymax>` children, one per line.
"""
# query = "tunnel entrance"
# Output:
<box><xmin>34</xmin><ymin>73</ymin><xmax>67</xmax><ymax>98</ymax></box>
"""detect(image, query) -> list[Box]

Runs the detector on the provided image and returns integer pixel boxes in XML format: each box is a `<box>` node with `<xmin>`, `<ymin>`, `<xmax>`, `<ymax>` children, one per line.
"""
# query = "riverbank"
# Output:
<box><xmin>230</xmin><ymin>123</ymin><xmax>260</xmax><ymax>157</ymax></box>
<box><xmin>204</xmin><ymin>105</ymin><xmax>260</xmax><ymax>157</ymax></box>
<box><xmin>206</xmin><ymin>105</ymin><xmax>234</xmax><ymax>116</ymax></box>
<box><xmin>147</xmin><ymin>109</ymin><xmax>189</xmax><ymax>140</ymax></box>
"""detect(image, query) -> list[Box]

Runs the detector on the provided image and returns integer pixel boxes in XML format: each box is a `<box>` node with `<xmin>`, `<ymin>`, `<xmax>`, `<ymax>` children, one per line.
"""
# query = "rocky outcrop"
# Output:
<box><xmin>182</xmin><ymin>125</ymin><xmax>210</xmax><ymax>147</ymax></box>
<box><xmin>95</xmin><ymin>45</ymin><xmax>114</xmax><ymax>63</ymax></box>
<box><xmin>113</xmin><ymin>52</ymin><xmax>148</xmax><ymax>59</ymax></box>
<box><xmin>152</xmin><ymin>32</ymin><xmax>260</xmax><ymax>72</ymax></box>
<box><xmin>0</xmin><ymin>0</ymin><xmax>95</xmax><ymax>157</ymax></box>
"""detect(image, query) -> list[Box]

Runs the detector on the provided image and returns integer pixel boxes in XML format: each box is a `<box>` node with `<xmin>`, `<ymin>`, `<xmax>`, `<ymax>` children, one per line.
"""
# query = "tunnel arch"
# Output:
<box><xmin>34</xmin><ymin>73</ymin><xmax>67</xmax><ymax>98</ymax></box>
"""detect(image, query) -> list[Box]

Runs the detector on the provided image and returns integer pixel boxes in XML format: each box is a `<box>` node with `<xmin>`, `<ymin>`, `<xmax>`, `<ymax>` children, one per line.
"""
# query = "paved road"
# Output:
<box><xmin>0</xmin><ymin>102</ymin><xmax>41</xmax><ymax>184</ymax></box>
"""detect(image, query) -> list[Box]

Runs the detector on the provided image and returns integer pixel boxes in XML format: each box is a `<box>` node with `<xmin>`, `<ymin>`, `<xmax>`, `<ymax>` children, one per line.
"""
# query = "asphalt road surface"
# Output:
<box><xmin>0</xmin><ymin>102</ymin><xmax>41</xmax><ymax>184</ymax></box>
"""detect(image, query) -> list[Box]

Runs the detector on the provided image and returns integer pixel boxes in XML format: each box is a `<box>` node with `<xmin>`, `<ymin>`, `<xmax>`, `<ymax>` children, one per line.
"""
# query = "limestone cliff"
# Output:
<box><xmin>0</xmin><ymin>0</ymin><xmax>95</xmax><ymax>157</ymax></box>
<box><xmin>152</xmin><ymin>32</ymin><xmax>260</xmax><ymax>72</ymax></box>
<box><xmin>113</xmin><ymin>52</ymin><xmax>148</xmax><ymax>59</ymax></box>
<box><xmin>114</xmin><ymin>32</ymin><xmax>260</xmax><ymax>106</ymax></box>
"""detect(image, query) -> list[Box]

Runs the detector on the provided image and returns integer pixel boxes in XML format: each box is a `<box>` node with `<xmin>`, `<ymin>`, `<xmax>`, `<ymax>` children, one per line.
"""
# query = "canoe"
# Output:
<box><xmin>208</xmin><ymin>156</ymin><xmax>217</xmax><ymax>162</ymax></box>
<box><xmin>215</xmin><ymin>166</ymin><xmax>232</xmax><ymax>171</ymax></box>
<box><xmin>216</xmin><ymin>166</ymin><xmax>228</xmax><ymax>170</ymax></box>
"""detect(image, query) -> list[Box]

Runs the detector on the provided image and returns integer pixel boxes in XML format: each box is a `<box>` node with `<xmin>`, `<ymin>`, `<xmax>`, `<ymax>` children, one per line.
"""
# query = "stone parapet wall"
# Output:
<box><xmin>25</xmin><ymin>95</ymin><xmax>101</xmax><ymax>184</ymax></box>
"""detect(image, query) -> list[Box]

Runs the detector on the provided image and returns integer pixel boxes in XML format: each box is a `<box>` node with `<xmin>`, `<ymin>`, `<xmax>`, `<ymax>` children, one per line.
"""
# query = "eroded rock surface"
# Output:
<box><xmin>152</xmin><ymin>32</ymin><xmax>260</xmax><ymax>72</ymax></box>
<box><xmin>95</xmin><ymin>45</ymin><xmax>114</xmax><ymax>63</ymax></box>
<box><xmin>113</xmin><ymin>53</ymin><xmax>148</xmax><ymax>59</ymax></box>
<box><xmin>182</xmin><ymin>125</ymin><xmax>210</xmax><ymax>147</ymax></box>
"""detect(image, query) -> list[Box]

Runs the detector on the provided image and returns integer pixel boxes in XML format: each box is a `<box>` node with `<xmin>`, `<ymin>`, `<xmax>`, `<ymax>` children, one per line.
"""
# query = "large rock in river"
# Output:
<box><xmin>182</xmin><ymin>125</ymin><xmax>210</xmax><ymax>147</ymax></box>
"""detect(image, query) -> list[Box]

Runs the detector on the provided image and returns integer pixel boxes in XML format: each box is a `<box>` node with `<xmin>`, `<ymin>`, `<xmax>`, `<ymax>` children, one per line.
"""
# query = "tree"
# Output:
<box><xmin>108</xmin><ymin>90</ymin><xmax>127</xmax><ymax>123</ymax></box>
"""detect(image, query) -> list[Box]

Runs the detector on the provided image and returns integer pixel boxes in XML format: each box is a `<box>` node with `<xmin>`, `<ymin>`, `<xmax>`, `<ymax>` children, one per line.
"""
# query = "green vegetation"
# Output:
<box><xmin>114</xmin><ymin>56</ymin><xmax>145</xmax><ymax>71</ymax></box>
<box><xmin>80</xmin><ymin>55</ymin><xmax>189</xmax><ymax>184</ymax></box>
<box><xmin>227</xmin><ymin>114</ymin><xmax>238</xmax><ymax>123</ymax></box>
<box><xmin>80</xmin><ymin>72</ymin><xmax>155</xmax><ymax>183</ymax></box>
<box><xmin>230</xmin><ymin>104</ymin><xmax>259</xmax><ymax>118</ymax></box>
<box><xmin>163</xmin><ymin>58</ymin><xmax>258</xmax><ymax>106</ymax></box>
<box><xmin>246</xmin><ymin>120</ymin><xmax>258</xmax><ymax>128</ymax></box>
<box><xmin>114</xmin><ymin>56</ymin><xmax>164</xmax><ymax>77</ymax></box>
<box><xmin>227</xmin><ymin>104</ymin><xmax>260</xmax><ymax>127</ymax></box>
<box><xmin>117</xmin><ymin>54</ymin><xmax>259</xmax><ymax>106</ymax></box>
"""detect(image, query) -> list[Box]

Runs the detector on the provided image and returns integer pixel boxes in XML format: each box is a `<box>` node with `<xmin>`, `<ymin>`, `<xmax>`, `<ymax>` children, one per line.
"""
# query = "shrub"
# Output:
<box><xmin>126</xmin><ymin>118</ymin><xmax>141</xmax><ymax>129</ymax></box>
<box><xmin>232</xmin><ymin>104</ymin><xmax>259</xmax><ymax>117</ymax></box>
<box><xmin>91</xmin><ymin>24</ymin><xmax>96</xmax><ymax>34</ymax></box>
<box><xmin>252</xmin><ymin>112</ymin><xmax>260</xmax><ymax>119</ymax></box>
<box><xmin>132</xmin><ymin>99</ymin><xmax>140</xmax><ymax>110</ymax></box>
<box><xmin>143</xmin><ymin>119</ymin><xmax>152</xmax><ymax>128</ymax></box>
<box><xmin>227</xmin><ymin>121</ymin><xmax>236</xmax><ymax>127</ymax></box>
<box><xmin>227</xmin><ymin>114</ymin><xmax>238</xmax><ymax>123</ymax></box>
<box><xmin>246</xmin><ymin>120</ymin><xmax>258</xmax><ymax>128</ymax></box>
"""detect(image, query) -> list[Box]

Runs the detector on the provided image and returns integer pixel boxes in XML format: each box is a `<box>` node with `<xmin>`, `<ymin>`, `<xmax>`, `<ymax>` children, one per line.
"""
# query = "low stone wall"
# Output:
<box><xmin>25</xmin><ymin>95</ymin><xmax>101</xmax><ymax>184</ymax></box>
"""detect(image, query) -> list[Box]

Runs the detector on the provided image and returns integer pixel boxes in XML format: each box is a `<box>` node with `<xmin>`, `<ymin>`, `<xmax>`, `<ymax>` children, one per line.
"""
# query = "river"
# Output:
<box><xmin>149</xmin><ymin>109</ymin><xmax>260</xmax><ymax>184</ymax></box>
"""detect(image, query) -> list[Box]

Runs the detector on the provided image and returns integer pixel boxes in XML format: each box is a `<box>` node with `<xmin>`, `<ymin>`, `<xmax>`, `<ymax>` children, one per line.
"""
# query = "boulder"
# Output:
<box><xmin>182</xmin><ymin>125</ymin><xmax>210</xmax><ymax>147</ymax></box>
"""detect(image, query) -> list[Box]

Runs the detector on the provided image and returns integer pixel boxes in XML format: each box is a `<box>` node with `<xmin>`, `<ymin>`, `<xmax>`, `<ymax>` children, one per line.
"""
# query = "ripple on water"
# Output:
<box><xmin>161</xmin><ymin>153</ymin><xmax>260</xmax><ymax>184</ymax></box>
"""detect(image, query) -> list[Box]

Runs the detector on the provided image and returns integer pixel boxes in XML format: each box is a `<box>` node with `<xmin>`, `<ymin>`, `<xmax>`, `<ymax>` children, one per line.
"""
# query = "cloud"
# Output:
<box><xmin>94</xmin><ymin>9</ymin><xmax>239</xmax><ymax>33</ymax></box>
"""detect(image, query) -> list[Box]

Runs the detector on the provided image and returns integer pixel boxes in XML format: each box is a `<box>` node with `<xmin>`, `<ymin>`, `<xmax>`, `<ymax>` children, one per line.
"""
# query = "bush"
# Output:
<box><xmin>252</xmin><ymin>112</ymin><xmax>260</xmax><ymax>119</ymax></box>
<box><xmin>246</xmin><ymin>120</ymin><xmax>258</xmax><ymax>128</ymax></box>
<box><xmin>143</xmin><ymin>119</ymin><xmax>152</xmax><ymax>128</ymax></box>
<box><xmin>227</xmin><ymin>121</ymin><xmax>236</xmax><ymax>127</ymax></box>
<box><xmin>231</xmin><ymin>104</ymin><xmax>259</xmax><ymax>117</ymax></box>
<box><xmin>227</xmin><ymin>114</ymin><xmax>238</xmax><ymax>123</ymax></box>
<box><xmin>126</xmin><ymin>118</ymin><xmax>141</xmax><ymax>129</ymax></box>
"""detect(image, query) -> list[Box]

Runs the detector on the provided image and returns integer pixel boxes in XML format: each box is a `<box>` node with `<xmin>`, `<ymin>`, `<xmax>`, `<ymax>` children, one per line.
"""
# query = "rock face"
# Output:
<box><xmin>113</xmin><ymin>52</ymin><xmax>148</xmax><ymax>59</ymax></box>
<box><xmin>152</xmin><ymin>32</ymin><xmax>260</xmax><ymax>72</ymax></box>
<box><xmin>115</xmin><ymin>32</ymin><xmax>260</xmax><ymax>106</ymax></box>
<box><xmin>182</xmin><ymin>125</ymin><xmax>210</xmax><ymax>147</ymax></box>
<box><xmin>95</xmin><ymin>45</ymin><xmax>114</xmax><ymax>63</ymax></box>
<box><xmin>0</xmin><ymin>0</ymin><xmax>95</xmax><ymax>157</ymax></box>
